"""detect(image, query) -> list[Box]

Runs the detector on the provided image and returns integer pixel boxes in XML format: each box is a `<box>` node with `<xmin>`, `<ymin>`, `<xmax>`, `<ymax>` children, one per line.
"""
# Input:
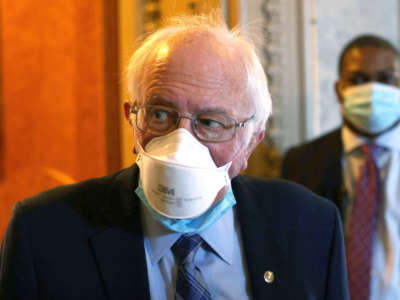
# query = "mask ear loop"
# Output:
<box><xmin>128</xmin><ymin>103</ymin><xmax>141</xmax><ymax>155</ymax></box>
<box><xmin>231</xmin><ymin>147</ymin><xmax>244</xmax><ymax>163</ymax></box>
<box><xmin>224</xmin><ymin>147</ymin><xmax>244</xmax><ymax>171</ymax></box>
<box><xmin>209</xmin><ymin>150</ymin><xmax>237</xmax><ymax>204</ymax></box>
<box><xmin>214</xmin><ymin>147</ymin><xmax>244</xmax><ymax>187</ymax></box>
<box><xmin>135</xmin><ymin>140</ymin><xmax>146</xmax><ymax>162</ymax></box>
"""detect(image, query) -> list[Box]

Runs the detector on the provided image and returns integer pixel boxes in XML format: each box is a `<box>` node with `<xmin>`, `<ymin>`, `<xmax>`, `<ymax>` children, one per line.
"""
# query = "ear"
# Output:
<box><xmin>335</xmin><ymin>80</ymin><xmax>344</xmax><ymax>105</ymax></box>
<box><xmin>123</xmin><ymin>102</ymin><xmax>134</xmax><ymax>127</ymax></box>
<box><xmin>241</xmin><ymin>130</ymin><xmax>265</xmax><ymax>171</ymax></box>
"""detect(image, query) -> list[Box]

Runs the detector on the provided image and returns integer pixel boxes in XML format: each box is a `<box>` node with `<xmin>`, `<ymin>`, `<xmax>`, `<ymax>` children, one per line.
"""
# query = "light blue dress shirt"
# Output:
<box><xmin>139</xmin><ymin>194</ymin><xmax>252</xmax><ymax>300</ymax></box>
<box><xmin>342</xmin><ymin>125</ymin><xmax>400</xmax><ymax>300</ymax></box>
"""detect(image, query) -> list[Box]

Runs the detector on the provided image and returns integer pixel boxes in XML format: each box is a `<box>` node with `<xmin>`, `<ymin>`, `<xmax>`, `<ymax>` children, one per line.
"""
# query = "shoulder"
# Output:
<box><xmin>10</xmin><ymin>166</ymin><xmax>139</xmax><ymax>228</ymax></box>
<box><xmin>281</xmin><ymin>128</ymin><xmax>343</xmax><ymax>181</ymax></box>
<box><xmin>233</xmin><ymin>175</ymin><xmax>334</xmax><ymax>209</ymax></box>
<box><xmin>232</xmin><ymin>175</ymin><xmax>339</xmax><ymax>229</ymax></box>
<box><xmin>285</xmin><ymin>128</ymin><xmax>342</xmax><ymax>160</ymax></box>
<box><xmin>15</xmin><ymin>169</ymin><xmax>123</xmax><ymax>212</ymax></box>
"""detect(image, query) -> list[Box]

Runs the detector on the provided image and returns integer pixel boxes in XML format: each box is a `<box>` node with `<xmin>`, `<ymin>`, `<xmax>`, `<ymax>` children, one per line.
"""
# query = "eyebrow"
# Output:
<box><xmin>146</xmin><ymin>96</ymin><xmax>177</xmax><ymax>107</ymax></box>
<box><xmin>145</xmin><ymin>96</ymin><xmax>233</xmax><ymax>116</ymax></box>
<box><xmin>197</xmin><ymin>107</ymin><xmax>232</xmax><ymax>116</ymax></box>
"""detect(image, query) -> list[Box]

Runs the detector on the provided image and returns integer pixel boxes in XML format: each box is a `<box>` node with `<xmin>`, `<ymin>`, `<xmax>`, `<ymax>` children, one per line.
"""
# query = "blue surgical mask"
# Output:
<box><xmin>135</xmin><ymin>181</ymin><xmax>236</xmax><ymax>233</ymax></box>
<box><xmin>342</xmin><ymin>82</ymin><xmax>400</xmax><ymax>134</ymax></box>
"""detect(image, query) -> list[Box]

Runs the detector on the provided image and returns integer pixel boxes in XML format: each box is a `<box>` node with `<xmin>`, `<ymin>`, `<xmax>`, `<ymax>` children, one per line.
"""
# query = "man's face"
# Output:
<box><xmin>127</xmin><ymin>36</ymin><xmax>263</xmax><ymax>178</ymax></box>
<box><xmin>336</xmin><ymin>45</ymin><xmax>400</xmax><ymax>102</ymax></box>
<box><xmin>335</xmin><ymin>45</ymin><xmax>400</xmax><ymax>136</ymax></box>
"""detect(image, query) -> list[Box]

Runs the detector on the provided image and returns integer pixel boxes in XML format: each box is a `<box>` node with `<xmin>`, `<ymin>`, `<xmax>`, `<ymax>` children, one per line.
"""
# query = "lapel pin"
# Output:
<box><xmin>264</xmin><ymin>270</ymin><xmax>274</xmax><ymax>283</ymax></box>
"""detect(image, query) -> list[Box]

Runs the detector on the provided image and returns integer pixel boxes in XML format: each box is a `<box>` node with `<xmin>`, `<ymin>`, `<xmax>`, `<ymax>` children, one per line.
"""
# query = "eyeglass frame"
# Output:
<box><xmin>129</xmin><ymin>103</ymin><xmax>255</xmax><ymax>143</ymax></box>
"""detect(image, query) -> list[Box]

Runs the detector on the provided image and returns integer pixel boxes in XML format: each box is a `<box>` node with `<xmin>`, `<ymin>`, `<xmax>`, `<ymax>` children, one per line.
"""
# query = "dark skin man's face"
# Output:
<box><xmin>335</xmin><ymin>46</ymin><xmax>400</xmax><ymax>138</ymax></box>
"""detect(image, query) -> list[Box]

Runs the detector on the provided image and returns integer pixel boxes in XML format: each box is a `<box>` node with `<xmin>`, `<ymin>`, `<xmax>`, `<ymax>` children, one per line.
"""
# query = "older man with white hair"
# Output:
<box><xmin>1</xmin><ymin>13</ymin><xmax>349</xmax><ymax>300</ymax></box>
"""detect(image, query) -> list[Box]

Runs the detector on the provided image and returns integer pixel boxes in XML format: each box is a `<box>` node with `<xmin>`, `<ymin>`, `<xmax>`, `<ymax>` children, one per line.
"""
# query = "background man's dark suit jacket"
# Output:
<box><xmin>1</xmin><ymin>164</ymin><xmax>349</xmax><ymax>300</ymax></box>
<box><xmin>281</xmin><ymin>129</ymin><xmax>343</xmax><ymax>211</ymax></box>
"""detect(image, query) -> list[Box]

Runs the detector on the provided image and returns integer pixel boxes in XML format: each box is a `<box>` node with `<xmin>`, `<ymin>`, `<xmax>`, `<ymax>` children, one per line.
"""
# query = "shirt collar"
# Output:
<box><xmin>199</xmin><ymin>206</ymin><xmax>234</xmax><ymax>265</ymax></box>
<box><xmin>374</xmin><ymin>123</ymin><xmax>400</xmax><ymax>151</ymax></box>
<box><xmin>140</xmin><ymin>197</ymin><xmax>235</xmax><ymax>266</ymax></box>
<box><xmin>342</xmin><ymin>123</ymin><xmax>400</xmax><ymax>154</ymax></box>
<box><xmin>140</xmin><ymin>202</ymin><xmax>180</xmax><ymax>265</ymax></box>
<box><xmin>342</xmin><ymin>126</ymin><xmax>365</xmax><ymax>154</ymax></box>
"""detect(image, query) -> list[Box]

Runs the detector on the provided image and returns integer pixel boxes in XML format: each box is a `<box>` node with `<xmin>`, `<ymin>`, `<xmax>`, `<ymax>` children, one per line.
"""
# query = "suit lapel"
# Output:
<box><xmin>88</xmin><ymin>165</ymin><xmax>150</xmax><ymax>300</ymax></box>
<box><xmin>89</xmin><ymin>221</ymin><xmax>149</xmax><ymax>300</ymax></box>
<box><xmin>233</xmin><ymin>177</ymin><xmax>290</xmax><ymax>299</ymax></box>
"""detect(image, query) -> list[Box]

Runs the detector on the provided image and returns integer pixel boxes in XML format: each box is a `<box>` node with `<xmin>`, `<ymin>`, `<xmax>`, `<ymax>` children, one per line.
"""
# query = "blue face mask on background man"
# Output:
<box><xmin>342</xmin><ymin>82</ymin><xmax>400</xmax><ymax>134</ymax></box>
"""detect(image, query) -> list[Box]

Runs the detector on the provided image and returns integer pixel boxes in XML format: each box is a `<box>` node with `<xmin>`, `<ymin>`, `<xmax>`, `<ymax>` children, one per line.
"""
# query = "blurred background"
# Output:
<box><xmin>0</xmin><ymin>0</ymin><xmax>399</xmax><ymax>238</ymax></box>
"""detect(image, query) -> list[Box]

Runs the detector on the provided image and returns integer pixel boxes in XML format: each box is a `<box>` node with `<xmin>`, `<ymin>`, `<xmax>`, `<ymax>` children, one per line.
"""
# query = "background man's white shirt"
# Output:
<box><xmin>342</xmin><ymin>125</ymin><xmax>400</xmax><ymax>300</ymax></box>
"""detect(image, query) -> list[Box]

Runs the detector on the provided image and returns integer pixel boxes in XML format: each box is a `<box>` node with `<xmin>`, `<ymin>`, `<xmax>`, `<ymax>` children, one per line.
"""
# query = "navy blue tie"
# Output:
<box><xmin>172</xmin><ymin>234</ymin><xmax>212</xmax><ymax>300</ymax></box>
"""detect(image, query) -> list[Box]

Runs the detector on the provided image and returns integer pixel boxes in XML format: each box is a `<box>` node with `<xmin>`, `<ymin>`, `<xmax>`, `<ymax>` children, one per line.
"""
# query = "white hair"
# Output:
<box><xmin>126</xmin><ymin>13</ymin><xmax>272</xmax><ymax>133</ymax></box>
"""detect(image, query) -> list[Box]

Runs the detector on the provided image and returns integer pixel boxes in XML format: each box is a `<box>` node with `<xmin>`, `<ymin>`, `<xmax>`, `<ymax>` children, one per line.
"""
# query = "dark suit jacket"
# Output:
<box><xmin>281</xmin><ymin>129</ymin><xmax>344</xmax><ymax>211</ymax></box>
<box><xmin>1</xmin><ymin>164</ymin><xmax>349</xmax><ymax>300</ymax></box>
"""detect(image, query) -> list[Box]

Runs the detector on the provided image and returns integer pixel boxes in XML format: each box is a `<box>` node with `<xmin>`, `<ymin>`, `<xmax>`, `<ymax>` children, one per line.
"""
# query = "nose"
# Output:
<box><xmin>176</xmin><ymin>116</ymin><xmax>194</xmax><ymax>134</ymax></box>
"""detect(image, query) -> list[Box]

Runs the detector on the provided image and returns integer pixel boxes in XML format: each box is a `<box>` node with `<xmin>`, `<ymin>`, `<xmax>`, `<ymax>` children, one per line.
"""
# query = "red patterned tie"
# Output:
<box><xmin>346</xmin><ymin>144</ymin><xmax>380</xmax><ymax>300</ymax></box>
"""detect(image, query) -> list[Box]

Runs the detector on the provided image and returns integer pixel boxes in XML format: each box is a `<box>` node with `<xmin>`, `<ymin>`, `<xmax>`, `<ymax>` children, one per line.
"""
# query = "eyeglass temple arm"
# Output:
<box><xmin>237</xmin><ymin>114</ymin><xmax>255</xmax><ymax>128</ymax></box>
<box><xmin>130</xmin><ymin>104</ymin><xmax>139</xmax><ymax>114</ymax></box>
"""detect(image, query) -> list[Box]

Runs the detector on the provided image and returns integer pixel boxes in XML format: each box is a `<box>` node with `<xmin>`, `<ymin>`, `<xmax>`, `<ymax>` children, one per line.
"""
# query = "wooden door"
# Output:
<box><xmin>0</xmin><ymin>0</ymin><xmax>120</xmax><ymax>239</ymax></box>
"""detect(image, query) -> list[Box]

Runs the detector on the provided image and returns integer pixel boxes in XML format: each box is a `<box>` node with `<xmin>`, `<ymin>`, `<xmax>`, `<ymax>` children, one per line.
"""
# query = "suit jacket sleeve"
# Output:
<box><xmin>0</xmin><ymin>202</ymin><xmax>38</xmax><ymax>300</ymax></box>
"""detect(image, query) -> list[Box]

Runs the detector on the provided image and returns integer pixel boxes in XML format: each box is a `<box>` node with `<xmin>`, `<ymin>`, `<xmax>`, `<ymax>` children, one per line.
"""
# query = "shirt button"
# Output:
<box><xmin>264</xmin><ymin>270</ymin><xmax>274</xmax><ymax>283</ymax></box>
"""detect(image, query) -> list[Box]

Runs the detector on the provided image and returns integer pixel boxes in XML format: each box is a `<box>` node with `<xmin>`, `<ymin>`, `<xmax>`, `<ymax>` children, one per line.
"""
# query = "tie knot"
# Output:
<box><xmin>172</xmin><ymin>234</ymin><xmax>203</xmax><ymax>265</ymax></box>
<box><xmin>360</xmin><ymin>143</ymin><xmax>382</xmax><ymax>158</ymax></box>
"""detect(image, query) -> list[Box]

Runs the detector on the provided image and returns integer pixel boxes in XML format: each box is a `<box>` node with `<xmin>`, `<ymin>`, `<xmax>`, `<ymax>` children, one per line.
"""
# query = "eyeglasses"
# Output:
<box><xmin>130</xmin><ymin>104</ymin><xmax>255</xmax><ymax>142</ymax></box>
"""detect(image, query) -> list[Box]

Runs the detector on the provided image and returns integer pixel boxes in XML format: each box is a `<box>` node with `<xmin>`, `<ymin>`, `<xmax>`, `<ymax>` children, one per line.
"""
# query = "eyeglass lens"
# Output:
<box><xmin>136</xmin><ymin>106</ymin><xmax>236</xmax><ymax>142</ymax></box>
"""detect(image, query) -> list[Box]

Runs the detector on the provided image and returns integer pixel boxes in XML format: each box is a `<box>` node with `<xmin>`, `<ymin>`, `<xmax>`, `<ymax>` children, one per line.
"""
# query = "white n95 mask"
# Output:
<box><xmin>135</xmin><ymin>128</ymin><xmax>231</xmax><ymax>219</ymax></box>
<box><xmin>342</xmin><ymin>82</ymin><xmax>400</xmax><ymax>134</ymax></box>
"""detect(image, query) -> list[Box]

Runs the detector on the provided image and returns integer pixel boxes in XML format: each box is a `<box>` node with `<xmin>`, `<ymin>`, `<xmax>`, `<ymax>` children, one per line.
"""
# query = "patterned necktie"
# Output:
<box><xmin>346</xmin><ymin>144</ymin><xmax>381</xmax><ymax>300</ymax></box>
<box><xmin>172</xmin><ymin>234</ymin><xmax>212</xmax><ymax>300</ymax></box>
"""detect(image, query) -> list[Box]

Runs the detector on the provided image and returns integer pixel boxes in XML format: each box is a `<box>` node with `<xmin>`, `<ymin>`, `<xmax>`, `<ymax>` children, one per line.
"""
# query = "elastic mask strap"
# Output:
<box><xmin>223</xmin><ymin>147</ymin><xmax>244</xmax><ymax>170</ymax></box>
<box><xmin>232</xmin><ymin>147</ymin><xmax>244</xmax><ymax>162</ymax></box>
<box><xmin>135</xmin><ymin>140</ymin><xmax>146</xmax><ymax>163</ymax></box>
<box><xmin>215</xmin><ymin>147</ymin><xmax>244</xmax><ymax>185</ymax></box>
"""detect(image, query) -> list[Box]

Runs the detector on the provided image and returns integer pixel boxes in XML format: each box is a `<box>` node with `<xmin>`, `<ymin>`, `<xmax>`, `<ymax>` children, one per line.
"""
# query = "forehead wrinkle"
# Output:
<box><xmin>166</xmin><ymin>34</ymin><xmax>243</xmax><ymax>82</ymax></box>
<box><xmin>141</xmin><ymin>34</ymin><xmax>248</xmax><ymax>115</ymax></box>
<box><xmin>144</xmin><ymin>75</ymin><xmax>226</xmax><ymax>108</ymax></box>
<box><xmin>143</xmin><ymin>57</ymin><xmax>236</xmax><ymax>98</ymax></box>
<box><xmin>158</xmin><ymin>68</ymin><xmax>226</xmax><ymax>90</ymax></box>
